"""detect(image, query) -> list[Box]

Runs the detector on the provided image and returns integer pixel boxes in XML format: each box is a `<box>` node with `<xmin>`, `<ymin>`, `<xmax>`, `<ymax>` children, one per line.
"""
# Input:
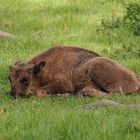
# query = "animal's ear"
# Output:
<box><xmin>9</xmin><ymin>65</ymin><xmax>12</xmax><ymax>71</ymax></box>
<box><xmin>33</xmin><ymin>60</ymin><xmax>46</xmax><ymax>75</ymax></box>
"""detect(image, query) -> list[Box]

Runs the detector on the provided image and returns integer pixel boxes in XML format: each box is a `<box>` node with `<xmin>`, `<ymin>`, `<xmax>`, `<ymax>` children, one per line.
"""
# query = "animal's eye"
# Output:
<box><xmin>20</xmin><ymin>77</ymin><xmax>30</xmax><ymax>85</ymax></box>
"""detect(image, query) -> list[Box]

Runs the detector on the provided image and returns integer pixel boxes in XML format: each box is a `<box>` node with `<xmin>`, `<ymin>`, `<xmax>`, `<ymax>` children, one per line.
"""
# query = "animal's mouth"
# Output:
<box><xmin>10</xmin><ymin>91</ymin><xmax>35</xmax><ymax>99</ymax></box>
<box><xmin>10</xmin><ymin>93</ymin><xmax>26</xmax><ymax>99</ymax></box>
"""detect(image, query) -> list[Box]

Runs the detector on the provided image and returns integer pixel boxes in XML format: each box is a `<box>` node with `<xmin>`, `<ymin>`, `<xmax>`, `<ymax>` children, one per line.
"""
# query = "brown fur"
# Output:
<box><xmin>9</xmin><ymin>46</ymin><xmax>140</xmax><ymax>98</ymax></box>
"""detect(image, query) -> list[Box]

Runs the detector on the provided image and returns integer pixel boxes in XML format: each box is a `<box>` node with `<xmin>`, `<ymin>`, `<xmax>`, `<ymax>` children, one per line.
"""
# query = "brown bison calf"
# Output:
<box><xmin>9</xmin><ymin>46</ymin><xmax>140</xmax><ymax>98</ymax></box>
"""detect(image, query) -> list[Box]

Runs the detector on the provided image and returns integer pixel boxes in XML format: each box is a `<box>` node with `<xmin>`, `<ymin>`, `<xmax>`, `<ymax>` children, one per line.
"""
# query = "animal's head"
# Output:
<box><xmin>9</xmin><ymin>60</ymin><xmax>46</xmax><ymax>98</ymax></box>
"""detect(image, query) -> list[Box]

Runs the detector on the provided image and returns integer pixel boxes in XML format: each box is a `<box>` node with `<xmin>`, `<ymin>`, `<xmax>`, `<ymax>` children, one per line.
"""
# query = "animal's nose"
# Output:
<box><xmin>10</xmin><ymin>88</ymin><xmax>18</xmax><ymax>98</ymax></box>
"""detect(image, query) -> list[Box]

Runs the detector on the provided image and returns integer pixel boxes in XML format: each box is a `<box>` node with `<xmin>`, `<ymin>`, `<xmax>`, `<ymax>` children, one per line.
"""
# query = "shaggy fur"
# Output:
<box><xmin>9</xmin><ymin>46</ymin><xmax>140</xmax><ymax>97</ymax></box>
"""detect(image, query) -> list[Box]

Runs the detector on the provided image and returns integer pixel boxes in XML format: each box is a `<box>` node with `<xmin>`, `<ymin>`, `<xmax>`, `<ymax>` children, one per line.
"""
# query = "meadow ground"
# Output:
<box><xmin>0</xmin><ymin>0</ymin><xmax>140</xmax><ymax>139</ymax></box>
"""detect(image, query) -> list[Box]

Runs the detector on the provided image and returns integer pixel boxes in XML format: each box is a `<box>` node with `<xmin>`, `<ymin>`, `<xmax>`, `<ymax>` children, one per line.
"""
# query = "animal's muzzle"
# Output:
<box><xmin>10</xmin><ymin>89</ymin><xmax>27</xmax><ymax>98</ymax></box>
<box><xmin>10</xmin><ymin>88</ymin><xmax>20</xmax><ymax>98</ymax></box>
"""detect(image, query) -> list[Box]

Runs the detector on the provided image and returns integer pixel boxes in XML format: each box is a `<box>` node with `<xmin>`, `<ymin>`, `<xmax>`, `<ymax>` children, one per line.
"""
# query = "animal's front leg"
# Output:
<box><xmin>76</xmin><ymin>86</ymin><xmax>109</xmax><ymax>97</ymax></box>
<box><xmin>35</xmin><ymin>87</ymin><xmax>72</xmax><ymax>97</ymax></box>
<box><xmin>35</xmin><ymin>82</ymin><xmax>59</xmax><ymax>97</ymax></box>
<box><xmin>35</xmin><ymin>81</ymin><xmax>68</xmax><ymax>97</ymax></box>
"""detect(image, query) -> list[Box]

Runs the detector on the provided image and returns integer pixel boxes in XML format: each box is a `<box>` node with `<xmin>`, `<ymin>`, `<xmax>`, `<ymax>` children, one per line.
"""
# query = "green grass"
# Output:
<box><xmin>0</xmin><ymin>0</ymin><xmax>140</xmax><ymax>139</ymax></box>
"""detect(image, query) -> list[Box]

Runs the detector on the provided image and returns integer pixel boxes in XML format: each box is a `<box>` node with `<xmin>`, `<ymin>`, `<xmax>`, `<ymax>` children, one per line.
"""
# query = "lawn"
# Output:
<box><xmin>0</xmin><ymin>0</ymin><xmax>140</xmax><ymax>139</ymax></box>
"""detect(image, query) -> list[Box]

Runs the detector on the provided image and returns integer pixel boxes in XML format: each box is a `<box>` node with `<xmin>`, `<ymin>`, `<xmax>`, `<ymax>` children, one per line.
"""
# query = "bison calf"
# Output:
<box><xmin>9</xmin><ymin>46</ymin><xmax>140</xmax><ymax>98</ymax></box>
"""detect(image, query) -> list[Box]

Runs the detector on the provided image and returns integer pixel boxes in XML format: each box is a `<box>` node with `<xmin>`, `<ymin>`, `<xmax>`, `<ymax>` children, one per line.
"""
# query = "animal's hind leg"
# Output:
<box><xmin>137</xmin><ymin>76</ymin><xmax>140</xmax><ymax>93</ymax></box>
<box><xmin>90</xmin><ymin>58</ymin><xmax>139</xmax><ymax>94</ymax></box>
<box><xmin>76</xmin><ymin>86</ymin><xmax>109</xmax><ymax>97</ymax></box>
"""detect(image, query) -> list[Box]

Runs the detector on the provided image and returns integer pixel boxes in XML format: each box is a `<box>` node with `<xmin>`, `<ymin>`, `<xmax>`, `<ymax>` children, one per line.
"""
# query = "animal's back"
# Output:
<box><xmin>28</xmin><ymin>46</ymin><xmax>100</xmax><ymax>69</ymax></box>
